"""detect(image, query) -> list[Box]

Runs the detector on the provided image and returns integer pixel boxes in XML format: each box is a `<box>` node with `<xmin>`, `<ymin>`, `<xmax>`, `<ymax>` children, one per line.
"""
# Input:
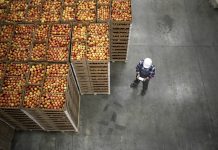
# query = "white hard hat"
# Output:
<box><xmin>143</xmin><ymin>58</ymin><xmax>152</xmax><ymax>68</ymax></box>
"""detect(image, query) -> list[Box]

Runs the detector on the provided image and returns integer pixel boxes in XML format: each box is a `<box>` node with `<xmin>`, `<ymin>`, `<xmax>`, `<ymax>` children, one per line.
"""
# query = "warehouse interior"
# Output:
<box><xmin>1</xmin><ymin>0</ymin><xmax>218</xmax><ymax>149</ymax></box>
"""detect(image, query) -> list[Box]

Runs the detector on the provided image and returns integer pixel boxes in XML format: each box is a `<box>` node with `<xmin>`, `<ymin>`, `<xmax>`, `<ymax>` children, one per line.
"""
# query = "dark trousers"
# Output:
<box><xmin>133</xmin><ymin>77</ymin><xmax>150</xmax><ymax>91</ymax></box>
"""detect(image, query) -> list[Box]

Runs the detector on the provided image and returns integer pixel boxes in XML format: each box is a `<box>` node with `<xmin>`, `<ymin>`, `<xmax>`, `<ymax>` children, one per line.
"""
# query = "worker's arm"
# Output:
<box><xmin>148</xmin><ymin>65</ymin><xmax>156</xmax><ymax>79</ymax></box>
<box><xmin>136</xmin><ymin>60</ymin><xmax>143</xmax><ymax>73</ymax></box>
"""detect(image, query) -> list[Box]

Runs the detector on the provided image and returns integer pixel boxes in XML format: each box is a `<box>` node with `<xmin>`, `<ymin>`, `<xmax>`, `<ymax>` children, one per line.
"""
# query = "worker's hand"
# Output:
<box><xmin>136</xmin><ymin>72</ymin><xmax>140</xmax><ymax>78</ymax></box>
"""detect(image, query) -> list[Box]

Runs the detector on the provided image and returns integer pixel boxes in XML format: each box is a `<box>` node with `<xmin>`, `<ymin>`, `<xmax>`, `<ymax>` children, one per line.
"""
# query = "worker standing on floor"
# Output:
<box><xmin>130</xmin><ymin>58</ymin><xmax>156</xmax><ymax>95</ymax></box>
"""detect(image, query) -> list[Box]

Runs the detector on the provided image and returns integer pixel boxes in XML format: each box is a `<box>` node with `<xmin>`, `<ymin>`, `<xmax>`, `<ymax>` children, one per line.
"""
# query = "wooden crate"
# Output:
<box><xmin>0</xmin><ymin>120</ymin><xmax>14</xmax><ymax>150</ymax></box>
<box><xmin>21</xmin><ymin>70</ymin><xmax>80</xmax><ymax>132</ymax></box>
<box><xmin>71</xmin><ymin>60</ymin><xmax>94</xmax><ymax>94</ymax></box>
<box><xmin>87</xmin><ymin>60</ymin><xmax>110</xmax><ymax>94</ymax></box>
<box><xmin>0</xmin><ymin>108</ymin><xmax>42</xmax><ymax>130</ymax></box>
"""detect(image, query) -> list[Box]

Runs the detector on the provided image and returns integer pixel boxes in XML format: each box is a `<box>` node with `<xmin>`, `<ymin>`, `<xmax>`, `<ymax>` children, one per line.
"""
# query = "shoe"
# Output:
<box><xmin>130</xmin><ymin>83</ymin><xmax>137</xmax><ymax>88</ymax></box>
<box><xmin>141</xmin><ymin>90</ymin><xmax>146</xmax><ymax>96</ymax></box>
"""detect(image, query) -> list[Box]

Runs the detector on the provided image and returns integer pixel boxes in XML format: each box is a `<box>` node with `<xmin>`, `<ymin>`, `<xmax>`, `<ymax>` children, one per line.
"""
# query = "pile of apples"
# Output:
<box><xmin>98</xmin><ymin>0</ymin><xmax>110</xmax><ymax>5</ymax></box>
<box><xmin>40</xmin><ymin>93</ymin><xmax>65</xmax><ymax>109</ymax></box>
<box><xmin>46</xmin><ymin>64</ymin><xmax>68</xmax><ymax>77</ymax></box>
<box><xmin>47</xmin><ymin>47</ymin><xmax>68</xmax><ymax>61</ymax></box>
<box><xmin>64</xmin><ymin>0</ymin><xmax>76</xmax><ymax>5</ymax></box>
<box><xmin>10</xmin><ymin>0</ymin><xmax>27</xmax><ymax>11</ymax></box>
<box><xmin>0</xmin><ymin>43</ymin><xmax>9</xmax><ymax>60</ymax></box>
<box><xmin>0</xmin><ymin>25</ymin><xmax>14</xmax><ymax>42</ymax></box>
<box><xmin>76</xmin><ymin>0</ymin><xmax>96</xmax><ymax>21</ymax></box>
<box><xmin>49</xmin><ymin>35</ymin><xmax>70</xmax><ymax>47</ymax></box>
<box><xmin>72</xmin><ymin>24</ymin><xmax>87</xmax><ymax>60</ymax></box>
<box><xmin>87</xmin><ymin>24</ymin><xmax>109</xmax><ymax>60</ymax></box>
<box><xmin>62</xmin><ymin>6</ymin><xmax>75</xmax><ymax>21</ymax></box>
<box><xmin>25</xmin><ymin>7</ymin><xmax>41</xmax><ymax>22</ymax></box>
<box><xmin>0</xmin><ymin>64</ymin><xmax>5</xmax><ymax>80</ymax></box>
<box><xmin>41</xmin><ymin>0</ymin><xmax>61</xmax><ymax>22</ymax></box>
<box><xmin>23</xmin><ymin>85</ymin><xmax>41</xmax><ymax>108</ymax></box>
<box><xmin>31</xmin><ymin>43</ymin><xmax>47</xmax><ymax>60</ymax></box>
<box><xmin>28</xmin><ymin>64</ymin><xmax>45</xmax><ymax>84</ymax></box>
<box><xmin>112</xmin><ymin>0</ymin><xmax>132</xmax><ymax>21</ymax></box>
<box><xmin>7</xmin><ymin>10</ymin><xmax>25</xmax><ymax>22</ymax></box>
<box><xmin>0</xmin><ymin>63</ymin><xmax>29</xmax><ymax>108</ymax></box>
<box><xmin>51</xmin><ymin>24</ymin><xmax>71</xmax><ymax>35</ymax></box>
<box><xmin>0</xmin><ymin>92</ymin><xmax>22</xmax><ymax>108</ymax></box>
<box><xmin>35</xmin><ymin>25</ymin><xmax>49</xmax><ymax>41</ymax></box>
<box><xmin>43</xmin><ymin>77</ymin><xmax>67</xmax><ymax>93</ymax></box>
<box><xmin>97</xmin><ymin>5</ymin><xmax>110</xmax><ymax>21</ymax></box>
<box><xmin>29</xmin><ymin>0</ymin><xmax>42</xmax><ymax>6</ymax></box>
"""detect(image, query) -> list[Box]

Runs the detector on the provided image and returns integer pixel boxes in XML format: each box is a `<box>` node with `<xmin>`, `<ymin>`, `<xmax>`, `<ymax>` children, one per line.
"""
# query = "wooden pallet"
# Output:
<box><xmin>0</xmin><ymin>120</ymin><xmax>14</xmax><ymax>150</ymax></box>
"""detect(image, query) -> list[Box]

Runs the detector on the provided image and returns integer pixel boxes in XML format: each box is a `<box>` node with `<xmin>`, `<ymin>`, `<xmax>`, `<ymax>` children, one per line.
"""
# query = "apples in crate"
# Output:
<box><xmin>23</xmin><ymin>85</ymin><xmax>41</xmax><ymax>108</ymax></box>
<box><xmin>28</xmin><ymin>64</ymin><xmax>45</xmax><ymax>84</ymax></box>
<box><xmin>112</xmin><ymin>10</ymin><xmax>132</xmax><ymax>21</ymax></box>
<box><xmin>46</xmin><ymin>64</ymin><xmax>68</xmax><ymax>77</ymax></box>
<box><xmin>40</xmin><ymin>93</ymin><xmax>65</xmax><ymax>109</ymax></box>
<box><xmin>31</xmin><ymin>43</ymin><xmax>47</xmax><ymax>60</ymax></box>
<box><xmin>98</xmin><ymin>0</ymin><xmax>110</xmax><ymax>5</ymax></box>
<box><xmin>97</xmin><ymin>5</ymin><xmax>110</xmax><ymax>21</ymax></box>
<box><xmin>6</xmin><ymin>64</ymin><xmax>29</xmax><ymax>77</ymax></box>
<box><xmin>88</xmin><ymin>35</ymin><xmax>109</xmax><ymax>47</ymax></box>
<box><xmin>51</xmin><ymin>24</ymin><xmax>71</xmax><ymax>35</ymax></box>
<box><xmin>29</xmin><ymin>0</ymin><xmax>42</xmax><ymax>6</ymax></box>
<box><xmin>42</xmin><ymin>0</ymin><xmax>62</xmax><ymax>11</ymax></box>
<box><xmin>0</xmin><ymin>25</ymin><xmax>14</xmax><ymax>42</ymax></box>
<box><xmin>7</xmin><ymin>47</ymin><xmax>30</xmax><ymax>61</ymax></box>
<box><xmin>76</xmin><ymin>10</ymin><xmax>96</xmax><ymax>21</ymax></box>
<box><xmin>9</xmin><ymin>0</ymin><xmax>28</xmax><ymax>11</ymax></box>
<box><xmin>64</xmin><ymin>0</ymin><xmax>76</xmax><ymax>5</ymax></box>
<box><xmin>25</xmin><ymin>7</ymin><xmax>41</xmax><ymax>22</ymax></box>
<box><xmin>15</xmin><ymin>24</ymin><xmax>34</xmax><ymax>34</ymax></box>
<box><xmin>7</xmin><ymin>10</ymin><xmax>25</xmax><ymax>22</ymax></box>
<box><xmin>41</xmin><ymin>11</ymin><xmax>60</xmax><ymax>22</ymax></box>
<box><xmin>0</xmin><ymin>43</ymin><xmax>9</xmax><ymax>60</ymax></box>
<box><xmin>87</xmin><ymin>47</ymin><xmax>109</xmax><ymax>60</ymax></box>
<box><xmin>47</xmin><ymin>47</ymin><xmax>68</xmax><ymax>61</ymax></box>
<box><xmin>49</xmin><ymin>35</ymin><xmax>70</xmax><ymax>47</ymax></box>
<box><xmin>112</xmin><ymin>0</ymin><xmax>131</xmax><ymax>10</ymax></box>
<box><xmin>0</xmin><ymin>92</ymin><xmax>22</xmax><ymax>108</ymax></box>
<box><xmin>88</xmin><ymin>23</ymin><xmax>109</xmax><ymax>35</ymax></box>
<box><xmin>62</xmin><ymin>6</ymin><xmax>75</xmax><ymax>21</ymax></box>
<box><xmin>2</xmin><ymin>77</ymin><xmax>25</xmax><ymax>93</ymax></box>
<box><xmin>35</xmin><ymin>25</ymin><xmax>49</xmax><ymax>41</ymax></box>
<box><xmin>0</xmin><ymin>64</ymin><xmax>5</xmax><ymax>80</ymax></box>
<box><xmin>73</xmin><ymin>25</ymin><xmax>87</xmax><ymax>41</ymax></box>
<box><xmin>77</xmin><ymin>0</ymin><xmax>96</xmax><ymax>9</ymax></box>
<box><xmin>44</xmin><ymin>77</ymin><xmax>67</xmax><ymax>93</ymax></box>
<box><xmin>72</xmin><ymin>42</ymin><xmax>86</xmax><ymax>60</ymax></box>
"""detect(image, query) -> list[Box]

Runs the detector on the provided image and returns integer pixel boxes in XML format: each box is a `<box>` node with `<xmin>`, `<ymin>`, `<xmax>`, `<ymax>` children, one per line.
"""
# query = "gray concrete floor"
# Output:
<box><xmin>12</xmin><ymin>0</ymin><xmax>218</xmax><ymax>149</ymax></box>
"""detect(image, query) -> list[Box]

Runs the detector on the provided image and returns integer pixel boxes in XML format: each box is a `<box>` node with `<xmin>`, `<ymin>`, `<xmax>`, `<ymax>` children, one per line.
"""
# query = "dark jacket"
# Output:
<box><xmin>136</xmin><ymin>60</ymin><xmax>156</xmax><ymax>79</ymax></box>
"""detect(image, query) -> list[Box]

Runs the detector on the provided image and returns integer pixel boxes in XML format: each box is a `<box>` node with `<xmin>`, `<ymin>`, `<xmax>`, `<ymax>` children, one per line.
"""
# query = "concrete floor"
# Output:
<box><xmin>12</xmin><ymin>0</ymin><xmax>218</xmax><ymax>149</ymax></box>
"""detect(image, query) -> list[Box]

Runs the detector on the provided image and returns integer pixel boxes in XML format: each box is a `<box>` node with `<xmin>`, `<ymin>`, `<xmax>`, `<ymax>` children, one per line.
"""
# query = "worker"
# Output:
<box><xmin>130</xmin><ymin>58</ymin><xmax>156</xmax><ymax>95</ymax></box>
